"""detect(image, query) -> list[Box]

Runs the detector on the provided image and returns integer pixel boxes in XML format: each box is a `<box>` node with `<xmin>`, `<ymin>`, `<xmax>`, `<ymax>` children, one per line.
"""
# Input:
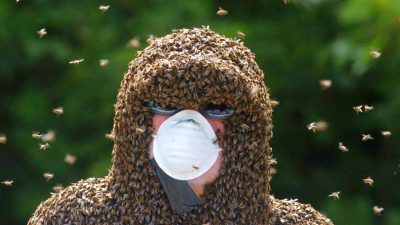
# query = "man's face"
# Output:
<box><xmin>149</xmin><ymin>105</ymin><xmax>225</xmax><ymax>188</ymax></box>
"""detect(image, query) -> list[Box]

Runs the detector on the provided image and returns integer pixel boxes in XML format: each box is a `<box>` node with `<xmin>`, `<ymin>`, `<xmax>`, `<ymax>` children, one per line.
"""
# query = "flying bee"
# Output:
<box><xmin>307</xmin><ymin>122</ymin><xmax>317</xmax><ymax>133</ymax></box>
<box><xmin>369</xmin><ymin>50</ymin><xmax>381</xmax><ymax>59</ymax></box>
<box><xmin>381</xmin><ymin>131</ymin><xmax>391</xmax><ymax>137</ymax></box>
<box><xmin>315</xmin><ymin>121</ymin><xmax>328</xmax><ymax>132</ymax></box>
<box><xmin>270</xmin><ymin>100</ymin><xmax>279</xmax><ymax>108</ymax></box>
<box><xmin>39</xmin><ymin>143</ymin><xmax>50</xmax><ymax>150</ymax></box>
<box><xmin>52</xmin><ymin>184</ymin><xmax>64</xmax><ymax>193</ymax></box>
<box><xmin>361</xmin><ymin>134</ymin><xmax>373</xmax><ymax>142</ymax></box>
<box><xmin>353</xmin><ymin>105</ymin><xmax>363</xmax><ymax>114</ymax></box>
<box><xmin>363</xmin><ymin>177</ymin><xmax>374</xmax><ymax>186</ymax></box>
<box><xmin>237</xmin><ymin>31</ymin><xmax>245</xmax><ymax>39</ymax></box>
<box><xmin>64</xmin><ymin>154</ymin><xmax>77</xmax><ymax>165</ymax></box>
<box><xmin>43</xmin><ymin>172</ymin><xmax>54</xmax><ymax>181</ymax></box>
<box><xmin>99</xmin><ymin>59</ymin><xmax>109</xmax><ymax>67</ymax></box>
<box><xmin>41</xmin><ymin>130</ymin><xmax>55</xmax><ymax>142</ymax></box>
<box><xmin>99</xmin><ymin>5</ymin><xmax>110</xmax><ymax>13</ymax></box>
<box><xmin>105</xmin><ymin>133</ymin><xmax>115</xmax><ymax>140</ymax></box>
<box><xmin>338</xmin><ymin>142</ymin><xmax>349</xmax><ymax>153</ymax></box>
<box><xmin>37</xmin><ymin>28</ymin><xmax>47</xmax><ymax>38</ymax></box>
<box><xmin>32</xmin><ymin>132</ymin><xmax>42</xmax><ymax>139</ymax></box>
<box><xmin>52</xmin><ymin>107</ymin><xmax>63</xmax><ymax>115</ymax></box>
<box><xmin>373</xmin><ymin>206</ymin><xmax>384</xmax><ymax>215</ymax></box>
<box><xmin>216</xmin><ymin>7</ymin><xmax>228</xmax><ymax>16</ymax></box>
<box><xmin>364</xmin><ymin>105</ymin><xmax>374</xmax><ymax>112</ymax></box>
<box><xmin>1</xmin><ymin>180</ymin><xmax>13</xmax><ymax>186</ymax></box>
<box><xmin>69</xmin><ymin>59</ymin><xmax>84</xmax><ymax>65</ymax></box>
<box><xmin>329</xmin><ymin>191</ymin><xmax>340</xmax><ymax>200</ymax></box>
<box><xmin>319</xmin><ymin>79</ymin><xmax>332</xmax><ymax>90</ymax></box>
<box><xmin>127</xmin><ymin>37</ymin><xmax>140</xmax><ymax>48</ymax></box>
<box><xmin>0</xmin><ymin>134</ymin><xmax>6</xmax><ymax>144</ymax></box>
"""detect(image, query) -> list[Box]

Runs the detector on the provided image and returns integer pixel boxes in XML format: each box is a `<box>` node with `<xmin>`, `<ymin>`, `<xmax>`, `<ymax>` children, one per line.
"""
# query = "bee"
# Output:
<box><xmin>329</xmin><ymin>191</ymin><xmax>340</xmax><ymax>200</ymax></box>
<box><xmin>373</xmin><ymin>206</ymin><xmax>384</xmax><ymax>216</ymax></box>
<box><xmin>127</xmin><ymin>37</ymin><xmax>140</xmax><ymax>48</ymax></box>
<box><xmin>16</xmin><ymin>0</ymin><xmax>21</xmax><ymax>3</ymax></box>
<box><xmin>32</xmin><ymin>132</ymin><xmax>42</xmax><ymax>139</ymax></box>
<box><xmin>315</xmin><ymin>121</ymin><xmax>328</xmax><ymax>132</ymax></box>
<box><xmin>192</xmin><ymin>164</ymin><xmax>199</xmax><ymax>170</ymax></box>
<box><xmin>0</xmin><ymin>134</ymin><xmax>6</xmax><ymax>144</ymax></box>
<box><xmin>39</xmin><ymin>143</ymin><xmax>50</xmax><ymax>150</ymax></box>
<box><xmin>216</xmin><ymin>7</ymin><xmax>228</xmax><ymax>16</ymax></box>
<box><xmin>236</xmin><ymin>31</ymin><xmax>245</xmax><ymax>39</ymax></box>
<box><xmin>43</xmin><ymin>172</ymin><xmax>54</xmax><ymax>181</ymax></box>
<box><xmin>381</xmin><ymin>131</ymin><xmax>391</xmax><ymax>137</ymax></box>
<box><xmin>353</xmin><ymin>105</ymin><xmax>363</xmax><ymax>114</ymax></box>
<box><xmin>361</xmin><ymin>134</ymin><xmax>373</xmax><ymax>141</ymax></box>
<box><xmin>105</xmin><ymin>133</ymin><xmax>115</xmax><ymax>140</ymax></box>
<box><xmin>37</xmin><ymin>28</ymin><xmax>47</xmax><ymax>38</ymax></box>
<box><xmin>99</xmin><ymin>5</ymin><xmax>110</xmax><ymax>13</ymax></box>
<box><xmin>1</xmin><ymin>180</ymin><xmax>13</xmax><ymax>186</ymax></box>
<box><xmin>319</xmin><ymin>79</ymin><xmax>332</xmax><ymax>90</ymax></box>
<box><xmin>69</xmin><ymin>59</ymin><xmax>84</xmax><ymax>65</ymax></box>
<box><xmin>64</xmin><ymin>154</ymin><xmax>77</xmax><ymax>165</ymax></box>
<box><xmin>338</xmin><ymin>142</ymin><xmax>349</xmax><ymax>152</ymax></box>
<box><xmin>307</xmin><ymin>122</ymin><xmax>317</xmax><ymax>133</ymax></box>
<box><xmin>270</xmin><ymin>100</ymin><xmax>279</xmax><ymax>108</ymax></box>
<box><xmin>147</xmin><ymin>34</ymin><xmax>158</xmax><ymax>44</ymax></box>
<box><xmin>52</xmin><ymin>184</ymin><xmax>64</xmax><ymax>193</ymax></box>
<box><xmin>41</xmin><ymin>130</ymin><xmax>55</xmax><ymax>142</ymax></box>
<box><xmin>369</xmin><ymin>50</ymin><xmax>381</xmax><ymax>59</ymax></box>
<box><xmin>283</xmin><ymin>0</ymin><xmax>290</xmax><ymax>4</ymax></box>
<box><xmin>364</xmin><ymin>105</ymin><xmax>374</xmax><ymax>112</ymax></box>
<box><xmin>99</xmin><ymin>59</ymin><xmax>109</xmax><ymax>67</ymax></box>
<box><xmin>362</xmin><ymin>177</ymin><xmax>374</xmax><ymax>186</ymax></box>
<box><xmin>135</xmin><ymin>128</ymin><xmax>144</xmax><ymax>135</ymax></box>
<box><xmin>52</xmin><ymin>107</ymin><xmax>64</xmax><ymax>115</ymax></box>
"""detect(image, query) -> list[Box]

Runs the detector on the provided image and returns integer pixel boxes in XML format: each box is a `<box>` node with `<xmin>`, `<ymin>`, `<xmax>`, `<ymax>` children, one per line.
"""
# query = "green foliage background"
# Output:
<box><xmin>0</xmin><ymin>0</ymin><xmax>399</xmax><ymax>224</ymax></box>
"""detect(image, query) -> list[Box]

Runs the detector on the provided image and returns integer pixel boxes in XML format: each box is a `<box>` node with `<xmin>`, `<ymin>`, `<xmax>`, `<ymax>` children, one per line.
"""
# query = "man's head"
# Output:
<box><xmin>150</xmin><ymin>104</ymin><xmax>226</xmax><ymax>197</ymax></box>
<box><xmin>110</xmin><ymin>27</ymin><xmax>274</xmax><ymax>223</ymax></box>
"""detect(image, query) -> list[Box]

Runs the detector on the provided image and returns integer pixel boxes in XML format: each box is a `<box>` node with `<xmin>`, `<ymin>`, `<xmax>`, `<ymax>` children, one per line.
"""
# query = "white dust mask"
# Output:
<box><xmin>153</xmin><ymin>109</ymin><xmax>220</xmax><ymax>180</ymax></box>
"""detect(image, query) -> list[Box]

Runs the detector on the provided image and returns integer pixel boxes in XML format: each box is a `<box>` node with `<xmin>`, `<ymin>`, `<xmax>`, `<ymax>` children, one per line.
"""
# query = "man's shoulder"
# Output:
<box><xmin>268</xmin><ymin>196</ymin><xmax>334</xmax><ymax>225</ymax></box>
<box><xmin>28</xmin><ymin>177</ymin><xmax>115</xmax><ymax>225</ymax></box>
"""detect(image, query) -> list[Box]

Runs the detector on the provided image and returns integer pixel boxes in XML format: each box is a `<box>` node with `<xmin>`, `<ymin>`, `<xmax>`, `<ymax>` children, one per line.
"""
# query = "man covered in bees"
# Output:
<box><xmin>29</xmin><ymin>27</ymin><xmax>333</xmax><ymax>224</ymax></box>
